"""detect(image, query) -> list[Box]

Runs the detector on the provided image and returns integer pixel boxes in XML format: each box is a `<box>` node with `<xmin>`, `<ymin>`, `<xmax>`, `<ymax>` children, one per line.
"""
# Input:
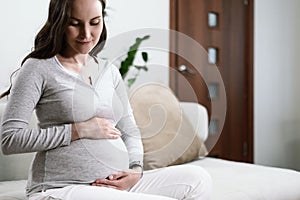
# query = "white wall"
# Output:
<box><xmin>0</xmin><ymin>0</ymin><xmax>49</xmax><ymax>93</ymax></box>
<box><xmin>104</xmin><ymin>0</ymin><xmax>170</xmax><ymax>92</ymax></box>
<box><xmin>254</xmin><ymin>0</ymin><xmax>300</xmax><ymax>170</ymax></box>
<box><xmin>0</xmin><ymin>0</ymin><xmax>170</xmax><ymax>94</ymax></box>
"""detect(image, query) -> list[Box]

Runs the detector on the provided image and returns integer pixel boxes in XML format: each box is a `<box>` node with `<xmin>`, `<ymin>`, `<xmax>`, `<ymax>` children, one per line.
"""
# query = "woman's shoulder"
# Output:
<box><xmin>22</xmin><ymin>57</ymin><xmax>54</xmax><ymax>68</ymax></box>
<box><xmin>19</xmin><ymin>57</ymin><xmax>56</xmax><ymax>78</ymax></box>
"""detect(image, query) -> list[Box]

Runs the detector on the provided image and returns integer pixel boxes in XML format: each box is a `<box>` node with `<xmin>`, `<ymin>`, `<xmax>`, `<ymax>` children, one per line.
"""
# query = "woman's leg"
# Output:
<box><xmin>29</xmin><ymin>185</ymin><xmax>176</xmax><ymax>200</ymax></box>
<box><xmin>29</xmin><ymin>165</ymin><xmax>212</xmax><ymax>200</ymax></box>
<box><xmin>130</xmin><ymin>165</ymin><xmax>212</xmax><ymax>200</ymax></box>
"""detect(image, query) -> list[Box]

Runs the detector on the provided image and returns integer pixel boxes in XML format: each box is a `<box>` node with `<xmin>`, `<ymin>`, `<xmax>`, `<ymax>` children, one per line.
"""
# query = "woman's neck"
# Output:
<box><xmin>58</xmin><ymin>52</ymin><xmax>89</xmax><ymax>64</ymax></box>
<box><xmin>56</xmin><ymin>53</ymin><xmax>90</xmax><ymax>74</ymax></box>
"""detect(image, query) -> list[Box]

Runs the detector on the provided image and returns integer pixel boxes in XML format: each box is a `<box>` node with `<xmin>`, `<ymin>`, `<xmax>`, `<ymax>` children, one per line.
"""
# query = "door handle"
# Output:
<box><xmin>177</xmin><ymin>65</ymin><xmax>194</xmax><ymax>74</ymax></box>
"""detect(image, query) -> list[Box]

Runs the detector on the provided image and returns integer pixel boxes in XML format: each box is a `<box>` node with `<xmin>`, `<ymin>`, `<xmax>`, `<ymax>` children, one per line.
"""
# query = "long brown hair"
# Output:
<box><xmin>0</xmin><ymin>0</ymin><xmax>107</xmax><ymax>98</ymax></box>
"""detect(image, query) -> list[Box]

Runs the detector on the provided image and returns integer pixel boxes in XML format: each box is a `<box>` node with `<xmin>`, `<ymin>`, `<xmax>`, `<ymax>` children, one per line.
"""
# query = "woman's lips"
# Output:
<box><xmin>77</xmin><ymin>40</ymin><xmax>92</xmax><ymax>45</ymax></box>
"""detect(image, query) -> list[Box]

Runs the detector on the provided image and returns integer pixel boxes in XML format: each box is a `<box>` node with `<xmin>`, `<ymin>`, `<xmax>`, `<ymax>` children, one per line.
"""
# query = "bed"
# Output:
<box><xmin>1</xmin><ymin>101</ymin><xmax>300</xmax><ymax>200</ymax></box>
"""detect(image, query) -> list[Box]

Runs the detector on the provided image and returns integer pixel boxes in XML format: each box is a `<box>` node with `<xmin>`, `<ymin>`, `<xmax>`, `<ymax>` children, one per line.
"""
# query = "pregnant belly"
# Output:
<box><xmin>43</xmin><ymin>138</ymin><xmax>129</xmax><ymax>182</ymax></box>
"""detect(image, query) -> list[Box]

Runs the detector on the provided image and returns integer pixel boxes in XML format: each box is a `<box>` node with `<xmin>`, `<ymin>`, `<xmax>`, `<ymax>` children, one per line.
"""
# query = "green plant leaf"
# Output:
<box><xmin>141</xmin><ymin>35</ymin><xmax>150</xmax><ymax>40</ymax></box>
<box><xmin>127</xmin><ymin>78</ymin><xmax>136</xmax><ymax>87</ymax></box>
<box><xmin>119</xmin><ymin>60</ymin><xmax>131</xmax><ymax>78</ymax></box>
<box><xmin>134</xmin><ymin>65</ymin><xmax>148</xmax><ymax>71</ymax></box>
<box><xmin>119</xmin><ymin>35</ymin><xmax>150</xmax><ymax>80</ymax></box>
<box><xmin>142</xmin><ymin>52</ymin><xmax>148</xmax><ymax>62</ymax></box>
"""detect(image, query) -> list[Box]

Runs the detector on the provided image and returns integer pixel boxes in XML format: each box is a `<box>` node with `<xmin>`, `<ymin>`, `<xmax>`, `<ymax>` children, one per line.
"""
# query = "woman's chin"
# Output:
<box><xmin>78</xmin><ymin>49</ymin><xmax>93</xmax><ymax>55</ymax></box>
<box><xmin>75</xmin><ymin>45</ymin><xmax>95</xmax><ymax>55</ymax></box>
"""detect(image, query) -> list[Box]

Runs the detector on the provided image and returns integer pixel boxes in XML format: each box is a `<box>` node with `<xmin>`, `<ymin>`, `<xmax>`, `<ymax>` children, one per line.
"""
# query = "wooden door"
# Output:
<box><xmin>170</xmin><ymin>0</ymin><xmax>253</xmax><ymax>162</ymax></box>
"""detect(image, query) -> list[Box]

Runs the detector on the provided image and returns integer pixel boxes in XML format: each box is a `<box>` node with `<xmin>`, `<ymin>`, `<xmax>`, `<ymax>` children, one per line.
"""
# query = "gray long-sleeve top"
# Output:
<box><xmin>0</xmin><ymin>56</ymin><xmax>143</xmax><ymax>196</ymax></box>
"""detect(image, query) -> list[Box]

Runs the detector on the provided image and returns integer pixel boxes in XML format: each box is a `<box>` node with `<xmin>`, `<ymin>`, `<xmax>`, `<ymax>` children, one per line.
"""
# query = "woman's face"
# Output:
<box><xmin>64</xmin><ymin>0</ymin><xmax>103</xmax><ymax>56</ymax></box>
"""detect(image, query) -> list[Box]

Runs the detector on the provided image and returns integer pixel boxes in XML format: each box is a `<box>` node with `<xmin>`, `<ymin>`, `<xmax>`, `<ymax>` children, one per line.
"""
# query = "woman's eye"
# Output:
<box><xmin>69</xmin><ymin>21</ymin><xmax>80</xmax><ymax>26</ymax></box>
<box><xmin>90</xmin><ymin>19</ymin><xmax>100</xmax><ymax>26</ymax></box>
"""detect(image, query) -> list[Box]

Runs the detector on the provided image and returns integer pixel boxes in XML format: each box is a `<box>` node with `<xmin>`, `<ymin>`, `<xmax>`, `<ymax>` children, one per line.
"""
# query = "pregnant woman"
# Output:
<box><xmin>0</xmin><ymin>0</ymin><xmax>212</xmax><ymax>199</ymax></box>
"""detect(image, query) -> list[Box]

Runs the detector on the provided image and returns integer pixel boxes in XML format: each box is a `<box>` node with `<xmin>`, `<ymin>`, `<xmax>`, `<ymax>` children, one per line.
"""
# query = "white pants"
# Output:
<box><xmin>29</xmin><ymin>165</ymin><xmax>212</xmax><ymax>200</ymax></box>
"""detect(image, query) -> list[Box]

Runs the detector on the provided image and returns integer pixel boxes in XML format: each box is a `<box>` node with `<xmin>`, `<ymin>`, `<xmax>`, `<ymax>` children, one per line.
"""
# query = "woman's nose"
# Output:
<box><xmin>80</xmin><ymin>24</ymin><xmax>91</xmax><ymax>39</ymax></box>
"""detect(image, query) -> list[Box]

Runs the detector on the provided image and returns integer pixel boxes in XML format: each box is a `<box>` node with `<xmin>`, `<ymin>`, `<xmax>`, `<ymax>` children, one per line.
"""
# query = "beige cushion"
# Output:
<box><xmin>129</xmin><ymin>83</ymin><xmax>207</xmax><ymax>170</ymax></box>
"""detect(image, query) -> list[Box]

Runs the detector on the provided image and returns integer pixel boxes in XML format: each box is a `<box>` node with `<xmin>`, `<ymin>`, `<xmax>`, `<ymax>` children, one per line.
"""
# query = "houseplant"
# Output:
<box><xmin>119</xmin><ymin>35</ymin><xmax>150</xmax><ymax>88</ymax></box>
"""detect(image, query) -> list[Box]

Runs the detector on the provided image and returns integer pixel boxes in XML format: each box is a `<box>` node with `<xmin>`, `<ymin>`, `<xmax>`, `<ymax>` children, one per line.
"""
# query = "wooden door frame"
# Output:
<box><xmin>169</xmin><ymin>0</ymin><xmax>254</xmax><ymax>162</ymax></box>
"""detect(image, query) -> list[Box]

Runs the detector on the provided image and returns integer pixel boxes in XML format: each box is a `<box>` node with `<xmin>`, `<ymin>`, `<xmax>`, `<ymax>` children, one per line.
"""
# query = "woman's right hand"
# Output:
<box><xmin>71</xmin><ymin>118</ymin><xmax>122</xmax><ymax>141</ymax></box>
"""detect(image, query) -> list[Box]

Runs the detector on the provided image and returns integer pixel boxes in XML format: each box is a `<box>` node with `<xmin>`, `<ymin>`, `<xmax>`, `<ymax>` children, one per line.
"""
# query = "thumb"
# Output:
<box><xmin>110</xmin><ymin>171</ymin><xmax>126</xmax><ymax>180</ymax></box>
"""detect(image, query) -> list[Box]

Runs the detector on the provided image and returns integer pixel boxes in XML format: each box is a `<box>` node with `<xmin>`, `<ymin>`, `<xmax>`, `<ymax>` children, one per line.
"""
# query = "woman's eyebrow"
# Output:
<box><xmin>70</xmin><ymin>16</ymin><xmax>101</xmax><ymax>21</ymax></box>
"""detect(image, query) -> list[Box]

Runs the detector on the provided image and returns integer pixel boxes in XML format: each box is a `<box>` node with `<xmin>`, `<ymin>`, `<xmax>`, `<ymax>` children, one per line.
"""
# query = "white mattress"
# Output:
<box><xmin>1</xmin><ymin>158</ymin><xmax>300</xmax><ymax>200</ymax></box>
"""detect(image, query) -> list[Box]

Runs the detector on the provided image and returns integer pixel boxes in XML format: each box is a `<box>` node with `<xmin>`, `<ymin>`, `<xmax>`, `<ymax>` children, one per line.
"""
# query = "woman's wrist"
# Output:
<box><xmin>129</xmin><ymin>163</ymin><xmax>143</xmax><ymax>178</ymax></box>
<box><xmin>71</xmin><ymin>123</ymin><xmax>80</xmax><ymax>141</ymax></box>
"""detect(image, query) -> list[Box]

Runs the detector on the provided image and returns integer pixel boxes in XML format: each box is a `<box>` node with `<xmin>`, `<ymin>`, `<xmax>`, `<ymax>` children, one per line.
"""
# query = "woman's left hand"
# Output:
<box><xmin>91</xmin><ymin>167</ymin><xmax>142</xmax><ymax>190</ymax></box>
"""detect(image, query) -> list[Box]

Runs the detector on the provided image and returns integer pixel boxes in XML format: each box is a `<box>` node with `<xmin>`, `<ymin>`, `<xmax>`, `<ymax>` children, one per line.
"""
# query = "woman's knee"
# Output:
<box><xmin>174</xmin><ymin>165</ymin><xmax>213</xmax><ymax>199</ymax></box>
<box><xmin>138</xmin><ymin>165</ymin><xmax>212</xmax><ymax>200</ymax></box>
<box><xmin>174</xmin><ymin>165</ymin><xmax>211</xmax><ymax>183</ymax></box>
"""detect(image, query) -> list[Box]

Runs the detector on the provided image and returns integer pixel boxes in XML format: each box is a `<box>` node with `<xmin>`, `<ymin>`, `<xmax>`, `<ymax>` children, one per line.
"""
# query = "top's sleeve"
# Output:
<box><xmin>111</xmin><ymin>66</ymin><xmax>144</xmax><ymax>168</ymax></box>
<box><xmin>1</xmin><ymin>60</ymin><xmax>72</xmax><ymax>155</ymax></box>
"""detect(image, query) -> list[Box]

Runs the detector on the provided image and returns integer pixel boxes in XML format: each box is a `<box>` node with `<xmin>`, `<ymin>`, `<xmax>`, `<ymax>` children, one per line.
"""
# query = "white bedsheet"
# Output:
<box><xmin>190</xmin><ymin>158</ymin><xmax>300</xmax><ymax>200</ymax></box>
<box><xmin>1</xmin><ymin>158</ymin><xmax>300</xmax><ymax>200</ymax></box>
